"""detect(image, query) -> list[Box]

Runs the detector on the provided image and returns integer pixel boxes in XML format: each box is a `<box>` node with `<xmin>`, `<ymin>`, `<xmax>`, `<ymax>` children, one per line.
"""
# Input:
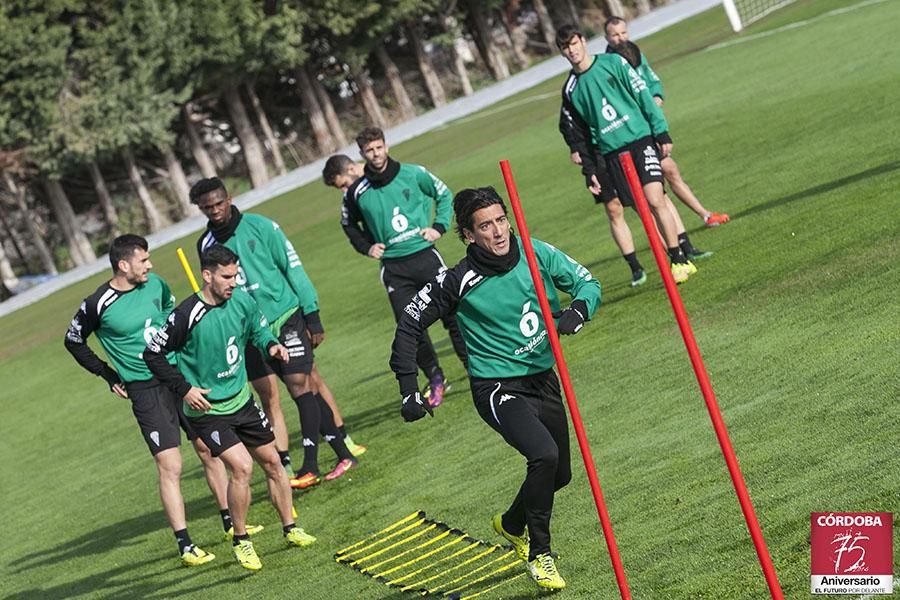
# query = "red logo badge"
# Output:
<box><xmin>811</xmin><ymin>512</ymin><xmax>893</xmax><ymax>594</ymax></box>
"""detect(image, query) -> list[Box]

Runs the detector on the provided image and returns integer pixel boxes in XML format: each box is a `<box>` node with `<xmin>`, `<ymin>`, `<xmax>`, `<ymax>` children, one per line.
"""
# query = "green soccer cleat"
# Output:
<box><xmin>630</xmin><ymin>269</ymin><xmax>647</xmax><ymax>288</ymax></box>
<box><xmin>284</xmin><ymin>526</ymin><xmax>317</xmax><ymax>547</ymax></box>
<box><xmin>492</xmin><ymin>513</ymin><xmax>529</xmax><ymax>562</ymax></box>
<box><xmin>233</xmin><ymin>539</ymin><xmax>262</xmax><ymax>571</ymax></box>
<box><xmin>528</xmin><ymin>552</ymin><xmax>566</xmax><ymax>590</ymax></box>
<box><xmin>224</xmin><ymin>523</ymin><xmax>264</xmax><ymax>541</ymax></box>
<box><xmin>686</xmin><ymin>248</ymin><xmax>714</xmax><ymax>260</ymax></box>
<box><xmin>180</xmin><ymin>544</ymin><xmax>215</xmax><ymax>567</ymax></box>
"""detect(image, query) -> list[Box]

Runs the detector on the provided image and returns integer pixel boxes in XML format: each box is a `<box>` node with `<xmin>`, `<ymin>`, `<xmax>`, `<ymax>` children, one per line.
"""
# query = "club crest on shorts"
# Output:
<box><xmin>150</xmin><ymin>431</ymin><xmax>160</xmax><ymax>446</ymax></box>
<box><xmin>211</xmin><ymin>430</ymin><xmax>221</xmax><ymax>446</ymax></box>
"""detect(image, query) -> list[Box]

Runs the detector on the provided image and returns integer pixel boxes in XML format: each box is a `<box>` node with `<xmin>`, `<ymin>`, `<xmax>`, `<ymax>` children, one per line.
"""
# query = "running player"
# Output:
<box><xmin>390</xmin><ymin>187</ymin><xmax>602</xmax><ymax>590</ymax></box>
<box><xmin>144</xmin><ymin>244</ymin><xmax>316</xmax><ymax>571</ymax></box>
<box><xmin>341</xmin><ymin>128</ymin><xmax>468</xmax><ymax>407</ymax></box>
<box><xmin>64</xmin><ymin>234</ymin><xmax>250</xmax><ymax>567</ymax></box>
<box><xmin>192</xmin><ymin>178</ymin><xmax>360</xmax><ymax>490</ymax></box>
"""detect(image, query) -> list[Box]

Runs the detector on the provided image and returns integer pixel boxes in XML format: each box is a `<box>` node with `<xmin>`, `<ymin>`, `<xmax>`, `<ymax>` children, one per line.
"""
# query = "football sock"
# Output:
<box><xmin>667</xmin><ymin>246</ymin><xmax>688</xmax><ymax>264</ymax></box>
<box><xmin>678</xmin><ymin>233</ymin><xmax>695</xmax><ymax>256</ymax></box>
<box><xmin>277</xmin><ymin>450</ymin><xmax>292</xmax><ymax>473</ymax></box>
<box><xmin>623</xmin><ymin>252</ymin><xmax>643</xmax><ymax>274</ymax></box>
<box><xmin>220</xmin><ymin>509</ymin><xmax>233</xmax><ymax>532</ymax></box>
<box><xmin>174</xmin><ymin>529</ymin><xmax>193</xmax><ymax>554</ymax></box>
<box><xmin>338</xmin><ymin>424</ymin><xmax>347</xmax><ymax>437</ymax></box>
<box><xmin>283</xmin><ymin>523</ymin><xmax>297</xmax><ymax>535</ymax></box>
<box><xmin>232</xmin><ymin>532</ymin><xmax>250</xmax><ymax>546</ymax></box>
<box><xmin>317</xmin><ymin>393</ymin><xmax>354</xmax><ymax>461</ymax></box>
<box><xmin>293</xmin><ymin>391</ymin><xmax>320</xmax><ymax>475</ymax></box>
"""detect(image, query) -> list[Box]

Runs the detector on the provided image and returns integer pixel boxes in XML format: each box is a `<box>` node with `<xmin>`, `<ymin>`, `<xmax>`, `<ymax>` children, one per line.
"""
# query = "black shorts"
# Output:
<box><xmin>187</xmin><ymin>397</ymin><xmax>276</xmax><ymax>457</ymax></box>
<box><xmin>245</xmin><ymin>309</ymin><xmax>314</xmax><ymax>381</ymax></box>
<box><xmin>603</xmin><ymin>136</ymin><xmax>665</xmax><ymax>207</ymax></box>
<box><xmin>126</xmin><ymin>380</ymin><xmax>198</xmax><ymax>456</ymax></box>
<box><xmin>590</xmin><ymin>167</ymin><xmax>619</xmax><ymax>204</ymax></box>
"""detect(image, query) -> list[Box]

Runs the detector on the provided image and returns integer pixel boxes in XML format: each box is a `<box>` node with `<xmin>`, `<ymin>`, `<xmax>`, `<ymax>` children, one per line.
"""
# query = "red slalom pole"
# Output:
<box><xmin>500</xmin><ymin>160</ymin><xmax>631</xmax><ymax>600</ymax></box>
<box><xmin>618</xmin><ymin>151</ymin><xmax>784</xmax><ymax>600</ymax></box>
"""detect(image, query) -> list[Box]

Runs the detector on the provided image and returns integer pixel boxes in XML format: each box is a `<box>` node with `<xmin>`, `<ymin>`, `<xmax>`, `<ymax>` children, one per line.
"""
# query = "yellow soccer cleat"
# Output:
<box><xmin>344</xmin><ymin>435</ymin><xmax>367</xmax><ymax>457</ymax></box>
<box><xmin>233</xmin><ymin>539</ymin><xmax>262</xmax><ymax>571</ymax></box>
<box><xmin>180</xmin><ymin>544</ymin><xmax>215</xmax><ymax>567</ymax></box>
<box><xmin>492</xmin><ymin>513</ymin><xmax>529</xmax><ymax>562</ymax></box>
<box><xmin>671</xmin><ymin>262</ymin><xmax>695</xmax><ymax>284</ymax></box>
<box><xmin>284</xmin><ymin>526</ymin><xmax>317</xmax><ymax>547</ymax></box>
<box><xmin>224</xmin><ymin>523</ymin><xmax>265</xmax><ymax>541</ymax></box>
<box><xmin>527</xmin><ymin>552</ymin><xmax>566</xmax><ymax>590</ymax></box>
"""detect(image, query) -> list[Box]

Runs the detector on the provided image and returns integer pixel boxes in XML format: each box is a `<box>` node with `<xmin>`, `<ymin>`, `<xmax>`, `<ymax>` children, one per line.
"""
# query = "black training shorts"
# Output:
<box><xmin>245</xmin><ymin>309</ymin><xmax>314</xmax><ymax>381</ymax></box>
<box><xmin>604</xmin><ymin>136</ymin><xmax>665</xmax><ymax>207</ymax></box>
<box><xmin>187</xmin><ymin>397</ymin><xmax>276</xmax><ymax>457</ymax></box>
<box><xmin>126</xmin><ymin>380</ymin><xmax>198</xmax><ymax>456</ymax></box>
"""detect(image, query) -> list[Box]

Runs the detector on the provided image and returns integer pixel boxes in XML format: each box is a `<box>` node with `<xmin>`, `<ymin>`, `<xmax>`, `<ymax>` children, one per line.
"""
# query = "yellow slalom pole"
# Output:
<box><xmin>176</xmin><ymin>248</ymin><xmax>200</xmax><ymax>293</ymax></box>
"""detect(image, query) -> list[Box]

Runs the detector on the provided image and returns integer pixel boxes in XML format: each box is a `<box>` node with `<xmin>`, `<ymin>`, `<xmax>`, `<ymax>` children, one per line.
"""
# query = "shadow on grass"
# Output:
<box><xmin>11</xmin><ymin>553</ymin><xmax>246</xmax><ymax>600</ymax></box>
<box><xmin>732</xmin><ymin>160</ymin><xmax>900</xmax><ymax>221</ymax></box>
<box><xmin>11</xmin><ymin>495</ymin><xmax>224</xmax><ymax>576</ymax></box>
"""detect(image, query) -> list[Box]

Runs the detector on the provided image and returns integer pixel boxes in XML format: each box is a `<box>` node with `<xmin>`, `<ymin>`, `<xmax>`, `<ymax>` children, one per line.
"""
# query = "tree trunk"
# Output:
<box><xmin>43</xmin><ymin>179</ymin><xmax>97</xmax><ymax>266</ymax></box>
<box><xmin>603</xmin><ymin>0</ymin><xmax>627</xmax><ymax>19</ymax></box>
<box><xmin>374</xmin><ymin>43</ymin><xmax>417</xmax><ymax>121</ymax></box>
<box><xmin>533</xmin><ymin>0</ymin><xmax>558</xmax><ymax>51</ymax></box>
<box><xmin>563</xmin><ymin>0</ymin><xmax>581</xmax><ymax>26</ymax></box>
<box><xmin>349</xmin><ymin>61</ymin><xmax>387</xmax><ymax>129</ymax></box>
<box><xmin>407</xmin><ymin>23</ymin><xmax>447</xmax><ymax>108</ymax></box>
<box><xmin>635</xmin><ymin>0</ymin><xmax>652</xmax><ymax>14</ymax></box>
<box><xmin>295</xmin><ymin>66</ymin><xmax>335</xmax><ymax>155</ymax></box>
<box><xmin>122</xmin><ymin>146</ymin><xmax>166</xmax><ymax>232</ymax></box>
<box><xmin>222</xmin><ymin>84</ymin><xmax>270</xmax><ymax>188</ymax></box>
<box><xmin>0</xmin><ymin>237</ymin><xmax>19</xmax><ymax>291</ymax></box>
<box><xmin>0</xmin><ymin>203</ymin><xmax>29</xmax><ymax>271</ymax></box>
<box><xmin>3</xmin><ymin>173</ymin><xmax>56</xmax><ymax>275</ymax></box>
<box><xmin>158</xmin><ymin>142</ymin><xmax>197</xmax><ymax>217</ymax></box>
<box><xmin>497</xmin><ymin>9</ymin><xmax>529</xmax><ymax>69</ymax></box>
<box><xmin>245</xmin><ymin>83</ymin><xmax>287</xmax><ymax>176</ymax></box>
<box><xmin>310</xmin><ymin>68</ymin><xmax>348</xmax><ymax>148</ymax></box>
<box><xmin>87</xmin><ymin>160</ymin><xmax>119</xmax><ymax>236</ymax></box>
<box><xmin>467</xmin><ymin>0</ymin><xmax>510</xmax><ymax>80</ymax></box>
<box><xmin>183</xmin><ymin>103</ymin><xmax>217</xmax><ymax>178</ymax></box>
<box><xmin>444</xmin><ymin>16</ymin><xmax>474</xmax><ymax>96</ymax></box>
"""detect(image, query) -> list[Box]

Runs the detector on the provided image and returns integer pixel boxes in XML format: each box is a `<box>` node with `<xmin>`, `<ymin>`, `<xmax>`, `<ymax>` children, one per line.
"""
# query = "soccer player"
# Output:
<box><xmin>339</xmin><ymin>128</ymin><xmax>468</xmax><ymax>406</ymax></box>
<box><xmin>144</xmin><ymin>244</ymin><xmax>316</xmax><ymax>571</ymax></box>
<box><xmin>604</xmin><ymin>16</ymin><xmax>729</xmax><ymax>228</ymax></box>
<box><xmin>322</xmin><ymin>154</ymin><xmax>364</xmax><ymax>194</ymax></box>
<box><xmin>557</xmin><ymin>23</ymin><xmax>697</xmax><ymax>284</ymax></box>
<box><xmin>192</xmin><ymin>178</ymin><xmax>359</xmax><ymax>491</ymax></box>
<box><xmin>64</xmin><ymin>234</ymin><xmax>243</xmax><ymax>567</ymax></box>
<box><xmin>390</xmin><ymin>187</ymin><xmax>602</xmax><ymax>590</ymax></box>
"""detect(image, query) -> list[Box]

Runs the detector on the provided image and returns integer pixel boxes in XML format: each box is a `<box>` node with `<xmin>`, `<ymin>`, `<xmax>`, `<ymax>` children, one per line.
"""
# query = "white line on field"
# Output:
<box><xmin>435</xmin><ymin>91</ymin><xmax>559</xmax><ymax>129</ymax></box>
<box><xmin>705</xmin><ymin>0</ymin><xmax>889</xmax><ymax>52</ymax></box>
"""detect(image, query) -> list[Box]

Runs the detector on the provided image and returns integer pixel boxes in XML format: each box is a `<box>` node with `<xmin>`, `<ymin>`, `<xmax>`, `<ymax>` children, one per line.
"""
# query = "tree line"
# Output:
<box><xmin>0</xmin><ymin>0</ymin><xmax>665</xmax><ymax>299</ymax></box>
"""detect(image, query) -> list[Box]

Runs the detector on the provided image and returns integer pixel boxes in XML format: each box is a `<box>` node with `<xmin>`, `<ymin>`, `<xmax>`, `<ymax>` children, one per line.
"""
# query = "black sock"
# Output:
<box><xmin>678</xmin><ymin>232</ymin><xmax>694</xmax><ymax>255</ymax></box>
<box><xmin>282</xmin><ymin>523</ymin><xmax>297</xmax><ymax>535</ymax></box>
<box><xmin>293</xmin><ymin>391</ymin><xmax>320</xmax><ymax>475</ymax></box>
<box><xmin>174</xmin><ymin>528</ymin><xmax>193</xmax><ymax>554</ymax></box>
<box><xmin>220</xmin><ymin>509</ymin><xmax>233</xmax><ymax>533</ymax></box>
<box><xmin>277</xmin><ymin>450</ymin><xmax>292</xmax><ymax>470</ymax></box>
<box><xmin>623</xmin><ymin>252</ymin><xmax>643</xmax><ymax>274</ymax></box>
<box><xmin>317</xmin><ymin>393</ymin><xmax>354</xmax><ymax>461</ymax></box>
<box><xmin>232</xmin><ymin>532</ymin><xmax>250</xmax><ymax>546</ymax></box>
<box><xmin>667</xmin><ymin>246</ymin><xmax>687</xmax><ymax>265</ymax></box>
<box><xmin>338</xmin><ymin>424</ymin><xmax>347</xmax><ymax>437</ymax></box>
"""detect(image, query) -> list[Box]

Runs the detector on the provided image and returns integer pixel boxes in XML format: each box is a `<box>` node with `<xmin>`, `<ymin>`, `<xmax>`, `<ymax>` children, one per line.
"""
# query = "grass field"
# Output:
<box><xmin>3</xmin><ymin>1</ymin><xmax>899</xmax><ymax>598</ymax></box>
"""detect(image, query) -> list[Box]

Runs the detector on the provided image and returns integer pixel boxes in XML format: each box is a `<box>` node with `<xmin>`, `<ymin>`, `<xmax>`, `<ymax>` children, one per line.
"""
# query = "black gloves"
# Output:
<box><xmin>556</xmin><ymin>299</ymin><xmax>587</xmax><ymax>335</ymax></box>
<box><xmin>401</xmin><ymin>391</ymin><xmax>434</xmax><ymax>422</ymax></box>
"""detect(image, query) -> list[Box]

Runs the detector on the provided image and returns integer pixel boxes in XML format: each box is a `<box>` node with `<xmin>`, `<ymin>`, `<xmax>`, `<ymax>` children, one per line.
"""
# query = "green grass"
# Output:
<box><xmin>3</xmin><ymin>1</ymin><xmax>899</xmax><ymax>598</ymax></box>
